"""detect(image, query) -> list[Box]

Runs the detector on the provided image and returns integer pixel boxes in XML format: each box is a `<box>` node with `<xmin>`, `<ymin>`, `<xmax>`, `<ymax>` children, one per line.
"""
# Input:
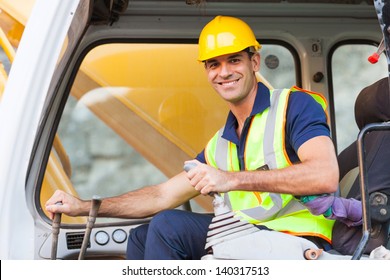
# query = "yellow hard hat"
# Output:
<box><xmin>198</xmin><ymin>16</ymin><xmax>261</xmax><ymax>61</ymax></box>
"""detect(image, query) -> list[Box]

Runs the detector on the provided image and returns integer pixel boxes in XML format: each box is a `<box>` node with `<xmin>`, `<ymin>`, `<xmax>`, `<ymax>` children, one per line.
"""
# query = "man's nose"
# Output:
<box><xmin>219</xmin><ymin>62</ymin><xmax>232</xmax><ymax>78</ymax></box>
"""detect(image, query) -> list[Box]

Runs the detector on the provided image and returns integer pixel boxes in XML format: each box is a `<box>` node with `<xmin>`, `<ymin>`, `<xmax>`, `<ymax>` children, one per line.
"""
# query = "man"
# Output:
<box><xmin>46</xmin><ymin>16</ymin><xmax>338</xmax><ymax>259</ymax></box>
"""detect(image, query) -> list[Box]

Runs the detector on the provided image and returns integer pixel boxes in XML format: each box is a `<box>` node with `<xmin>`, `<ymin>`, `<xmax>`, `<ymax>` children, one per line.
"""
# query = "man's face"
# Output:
<box><xmin>204</xmin><ymin>50</ymin><xmax>260</xmax><ymax>105</ymax></box>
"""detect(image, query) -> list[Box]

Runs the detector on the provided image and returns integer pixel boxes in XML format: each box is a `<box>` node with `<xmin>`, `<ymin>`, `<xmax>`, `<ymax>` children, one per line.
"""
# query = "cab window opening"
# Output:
<box><xmin>328</xmin><ymin>40</ymin><xmax>387</xmax><ymax>154</ymax></box>
<box><xmin>40</xmin><ymin>41</ymin><xmax>299</xmax><ymax>225</ymax></box>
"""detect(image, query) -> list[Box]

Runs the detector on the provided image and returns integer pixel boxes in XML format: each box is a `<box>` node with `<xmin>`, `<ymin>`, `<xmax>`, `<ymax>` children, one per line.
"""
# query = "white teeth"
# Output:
<box><xmin>220</xmin><ymin>80</ymin><xmax>238</xmax><ymax>86</ymax></box>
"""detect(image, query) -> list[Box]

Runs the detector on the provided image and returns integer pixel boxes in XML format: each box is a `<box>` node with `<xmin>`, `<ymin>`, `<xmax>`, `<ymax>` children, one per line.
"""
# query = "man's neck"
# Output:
<box><xmin>230</xmin><ymin>84</ymin><xmax>258</xmax><ymax>138</ymax></box>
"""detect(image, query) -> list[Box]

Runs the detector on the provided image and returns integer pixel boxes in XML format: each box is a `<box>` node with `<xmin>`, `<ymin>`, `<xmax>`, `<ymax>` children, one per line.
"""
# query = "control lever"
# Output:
<box><xmin>51</xmin><ymin>202</ymin><xmax>62</xmax><ymax>260</ymax></box>
<box><xmin>184</xmin><ymin>162</ymin><xmax>258</xmax><ymax>255</ymax></box>
<box><xmin>78</xmin><ymin>196</ymin><xmax>102</xmax><ymax>260</ymax></box>
<box><xmin>183</xmin><ymin>162</ymin><xmax>230</xmax><ymax>216</ymax></box>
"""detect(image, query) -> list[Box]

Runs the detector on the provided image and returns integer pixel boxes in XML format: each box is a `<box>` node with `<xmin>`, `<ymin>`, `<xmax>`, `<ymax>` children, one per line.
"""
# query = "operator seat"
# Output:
<box><xmin>333</xmin><ymin>77</ymin><xmax>390</xmax><ymax>255</ymax></box>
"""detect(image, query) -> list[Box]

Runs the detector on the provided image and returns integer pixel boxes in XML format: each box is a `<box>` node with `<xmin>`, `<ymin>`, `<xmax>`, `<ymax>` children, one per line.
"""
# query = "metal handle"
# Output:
<box><xmin>51</xmin><ymin>202</ymin><xmax>62</xmax><ymax>260</ymax></box>
<box><xmin>78</xmin><ymin>196</ymin><xmax>102</xmax><ymax>260</ymax></box>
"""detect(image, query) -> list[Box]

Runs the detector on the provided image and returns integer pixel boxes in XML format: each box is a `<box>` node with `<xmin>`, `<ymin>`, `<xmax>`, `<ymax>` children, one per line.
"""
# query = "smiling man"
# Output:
<box><xmin>46</xmin><ymin>16</ymin><xmax>339</xmax><ymax>259</ymax></box>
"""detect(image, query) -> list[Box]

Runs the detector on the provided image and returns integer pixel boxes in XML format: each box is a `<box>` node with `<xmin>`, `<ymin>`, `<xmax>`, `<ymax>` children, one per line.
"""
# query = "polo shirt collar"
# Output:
<box><xmin>222</xmin><ymin>82</ymin><xmax>271</xmax><ymax>144</ymax></box>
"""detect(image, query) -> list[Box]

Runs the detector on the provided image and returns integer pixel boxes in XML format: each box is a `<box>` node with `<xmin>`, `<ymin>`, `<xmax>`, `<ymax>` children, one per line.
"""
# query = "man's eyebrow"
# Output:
<box><xmin>205</xmin><ymin>58</ymin><xmax>218</xmax><ymax>64</ymax></box>
<box><xmin>227</xmin><ymin>54</ymin><xmax>243</xmax><ymax>59</ymax></box>
<box><xmin>205</xmin><ymin>54</ymin><xmax>244</xmax><ymax>64</ymax></box>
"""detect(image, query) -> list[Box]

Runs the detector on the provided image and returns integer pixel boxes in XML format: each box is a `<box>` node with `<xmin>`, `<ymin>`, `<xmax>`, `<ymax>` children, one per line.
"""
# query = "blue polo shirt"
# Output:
<box><xmin>196</xmin><ymin>82</ymin><xmax>330</xmax><ymax>170</ymax></box>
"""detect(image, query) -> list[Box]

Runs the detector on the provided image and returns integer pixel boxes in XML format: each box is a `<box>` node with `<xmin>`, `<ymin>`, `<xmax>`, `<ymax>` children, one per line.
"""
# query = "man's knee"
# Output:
<box><xmin>127</xmin><ymin>223</ymin><xmax>149</xmax><ymax>259</ymax></box>
<box><xmin>129</xmin><ymin>223</ymin><xmax>149</xmax><ymax>244</ymax></box>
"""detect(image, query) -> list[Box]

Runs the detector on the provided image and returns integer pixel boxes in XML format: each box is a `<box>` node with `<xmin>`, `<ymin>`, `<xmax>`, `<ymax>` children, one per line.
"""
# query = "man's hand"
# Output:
<box><xmin>184</xmin><ymin>160</ymin><xmax>236</xmax><ymax>195</ymax></box>
<box><xmin>45</xmin><ymin>190</ymin><xmax>89</xmax><ymax>219</ymax></box>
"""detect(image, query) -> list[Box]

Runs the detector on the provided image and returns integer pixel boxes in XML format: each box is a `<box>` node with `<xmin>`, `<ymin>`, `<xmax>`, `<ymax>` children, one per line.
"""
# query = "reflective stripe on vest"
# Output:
<box><xmin>204</xmin><ymin>87</ymin><xmax>334</xmax><ymax>242</ymax></box>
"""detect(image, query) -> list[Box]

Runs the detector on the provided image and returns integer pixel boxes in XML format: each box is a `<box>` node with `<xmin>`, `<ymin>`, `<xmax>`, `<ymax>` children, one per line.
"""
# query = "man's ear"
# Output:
<box><xmin>251</xmin><ymin>52</ymin><xmax>261</xmax><ymax>72</ymax></box>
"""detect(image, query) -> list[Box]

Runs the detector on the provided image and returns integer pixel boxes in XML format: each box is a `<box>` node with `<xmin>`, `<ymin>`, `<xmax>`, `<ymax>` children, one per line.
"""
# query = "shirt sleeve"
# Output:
<box><xmin>286</xmin><ymin>91</ymin><xmax>330</xmax><ymax>152</ymax></box>
<box><xmin>195</xmin><ymin>149</ymin><xmax>207</xmax><ymax>163</ymax></box>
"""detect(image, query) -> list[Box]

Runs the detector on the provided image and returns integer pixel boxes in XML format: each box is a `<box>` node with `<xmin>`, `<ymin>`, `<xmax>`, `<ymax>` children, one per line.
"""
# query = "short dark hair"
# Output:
<box><xmin>244</xmin><ymin>47</ymin><xmax>256</xmax><ymax>59</ymax></box>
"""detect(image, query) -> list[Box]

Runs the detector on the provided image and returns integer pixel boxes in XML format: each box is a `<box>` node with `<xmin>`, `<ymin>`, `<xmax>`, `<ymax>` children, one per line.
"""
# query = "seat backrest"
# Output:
<box><xmin>333</xmin><ymin>77</ymin><xmax>390</xmax><ymax>255</ymax></box>
<box><xmin>338</xmin><ymin>77</ymin><xmax>390</xmax><ymax>199</ymax></box>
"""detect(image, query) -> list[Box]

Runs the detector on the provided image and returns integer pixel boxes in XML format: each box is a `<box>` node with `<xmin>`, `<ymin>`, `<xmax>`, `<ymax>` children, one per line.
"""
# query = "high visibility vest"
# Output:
<box><xmin>204</xmin><ymin>86</ymin><xmax>334</xmax><ymax>243</ymax></box>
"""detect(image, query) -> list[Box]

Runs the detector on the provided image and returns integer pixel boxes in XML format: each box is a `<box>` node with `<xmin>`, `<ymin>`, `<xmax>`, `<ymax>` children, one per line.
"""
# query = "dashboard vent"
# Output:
<box><xmin>66</xmin><ymin>232</ymin><xmax>90</xmax><ymax>250</ymax></box>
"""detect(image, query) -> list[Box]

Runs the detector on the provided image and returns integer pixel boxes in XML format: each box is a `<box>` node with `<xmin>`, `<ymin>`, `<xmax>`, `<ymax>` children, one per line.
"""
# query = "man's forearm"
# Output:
<box><xmin>231</xmin><ymin>160</ymin><xmax>338</xmax><ymax>195</ymax></box>
<box><xmin>97</xmin><ymin>186</ymin><xmax>164</xmax><ymax>219</ymax></box>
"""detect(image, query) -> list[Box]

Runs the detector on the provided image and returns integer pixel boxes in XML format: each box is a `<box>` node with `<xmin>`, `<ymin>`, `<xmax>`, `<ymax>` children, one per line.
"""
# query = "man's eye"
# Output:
<box><xmin>230</xmin><ymin>58</ymin><xmax>240</xmax><ymax>63</ymax></box>
<box><xmin>207</xmin><ymin>62</ymin><xmax>218</xmax><ymax>69</ymax></box>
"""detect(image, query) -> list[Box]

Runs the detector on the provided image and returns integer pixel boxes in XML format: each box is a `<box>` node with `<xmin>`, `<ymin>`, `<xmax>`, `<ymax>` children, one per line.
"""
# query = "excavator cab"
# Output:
<box><xmin>0</xmin><ymin>0</ymin><xmax>390</xmax><ymax>264</ymax></box>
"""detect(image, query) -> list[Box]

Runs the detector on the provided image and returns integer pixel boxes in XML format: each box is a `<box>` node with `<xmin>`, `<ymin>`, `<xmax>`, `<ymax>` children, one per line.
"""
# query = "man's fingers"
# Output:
<box><xmin>45</xmin><ymin>190</ymin><xmax>64</xmax><ymax>207</ymax></box>
<box><xmin>46</xmin><ymin>203</ymin><xmax>60</xmax><ymax>214</ymax></box>
<box><xmin>46</xmin><ymin>201</ymin><xmax>67</xmax><ymax>218</ymax></box>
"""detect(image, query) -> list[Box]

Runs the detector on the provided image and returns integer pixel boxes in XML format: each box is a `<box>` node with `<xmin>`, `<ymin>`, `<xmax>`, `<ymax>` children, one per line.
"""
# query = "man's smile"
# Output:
<box><xmin>218</xmin><ymin>78</ymin><xmax>240</xmax><ymax>86</ymax></box>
